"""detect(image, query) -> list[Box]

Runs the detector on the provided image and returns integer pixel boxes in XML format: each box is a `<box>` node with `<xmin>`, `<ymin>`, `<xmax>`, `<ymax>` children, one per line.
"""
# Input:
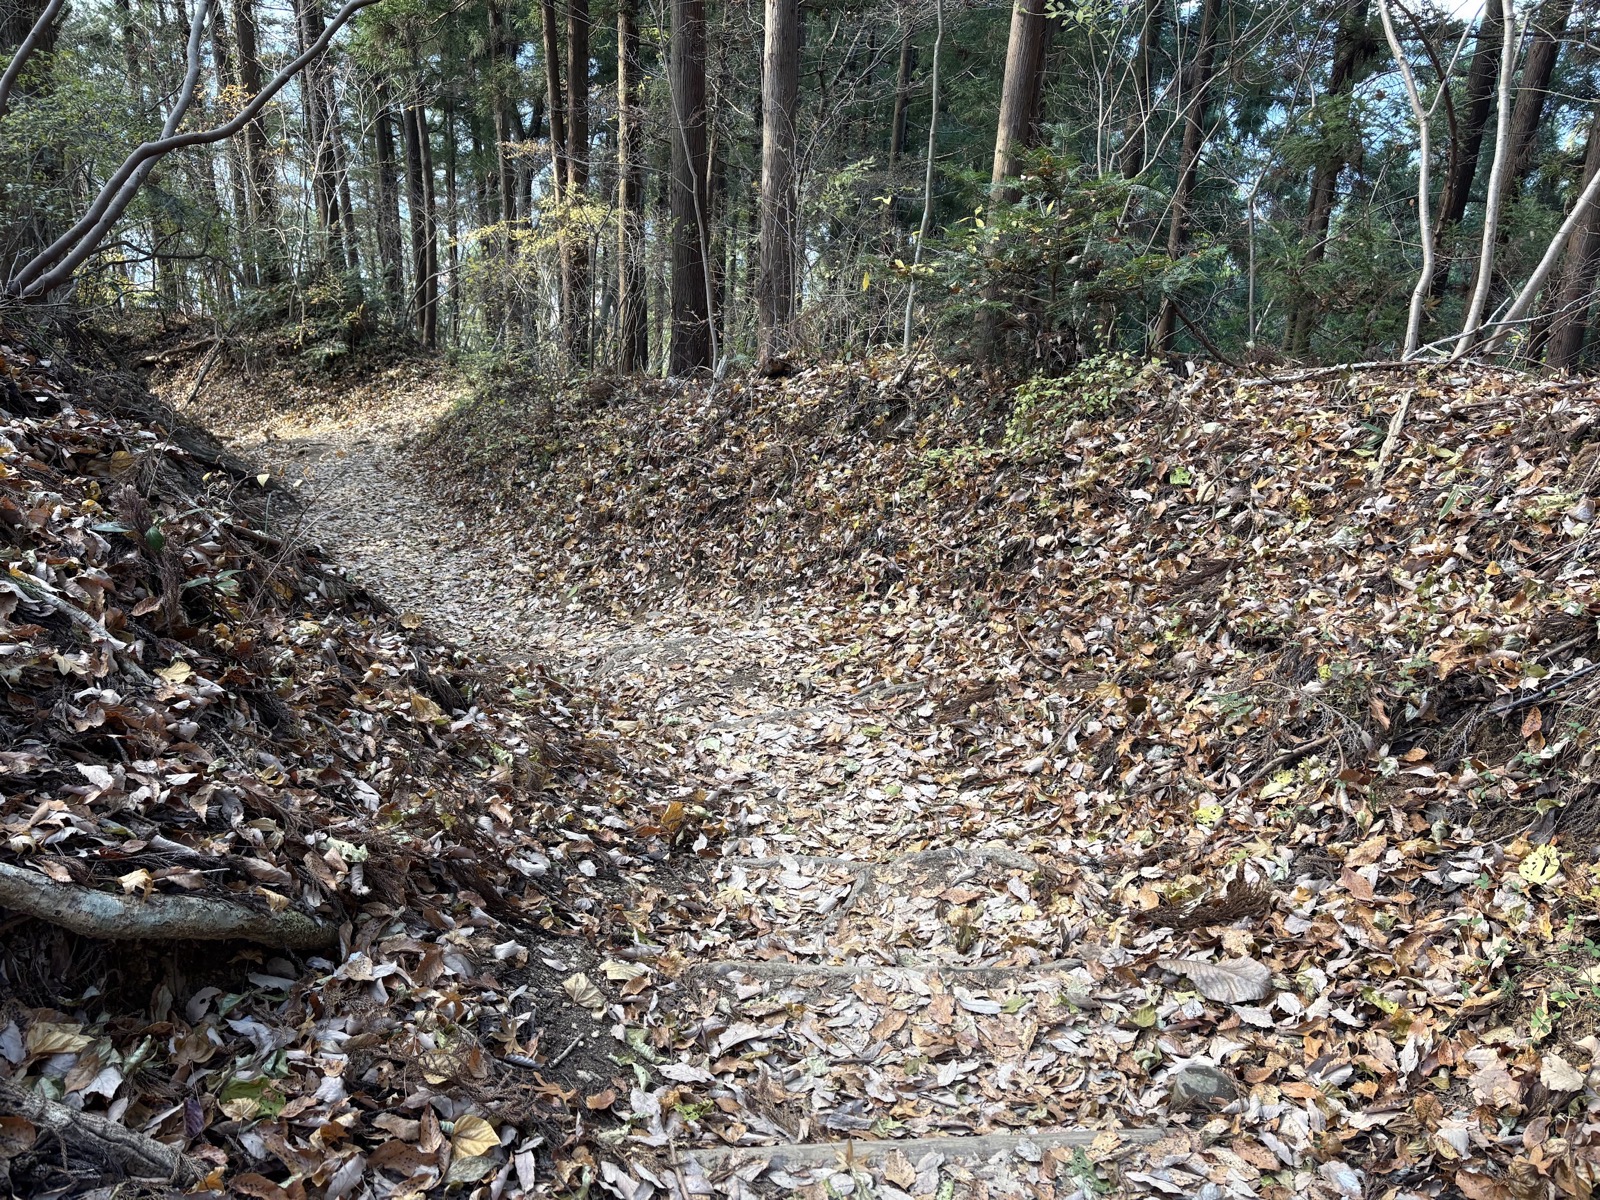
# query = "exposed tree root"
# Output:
<box><xmin>0</xmin><ymin>863</ymin><xmax>338</xmax><ymax>949</ymax></box>
<box><xmin>0</xmin><ymin>1081</ymin><xmax>205</xmax><ymax>1186</ymax></box>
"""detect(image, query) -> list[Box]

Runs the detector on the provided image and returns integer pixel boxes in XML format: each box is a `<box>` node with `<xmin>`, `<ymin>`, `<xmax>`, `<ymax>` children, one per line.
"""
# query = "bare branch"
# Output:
<box><xmin>0</xmin><ymin>0</ymin><xmax>67</xmax><ymax>121</ymax></box>
<box><xmin>7</xmin><ymin>0</ymin><xmax>382</xmax><ymax>299</ymax></box>
<box><xmin>1481</xmin><ymin>156</ymin><xmax>1600</xmax><ymax>354</ymax></box>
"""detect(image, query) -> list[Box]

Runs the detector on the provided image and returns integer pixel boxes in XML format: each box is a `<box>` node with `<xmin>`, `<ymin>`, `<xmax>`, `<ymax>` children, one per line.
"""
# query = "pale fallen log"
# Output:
<box><xmin>0</xmin><ymin>862</ymin><xmax>337</xmax><ymax>949</ymax></box>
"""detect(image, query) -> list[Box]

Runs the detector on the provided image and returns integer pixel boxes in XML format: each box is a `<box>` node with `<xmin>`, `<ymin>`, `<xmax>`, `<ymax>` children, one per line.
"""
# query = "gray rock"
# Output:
<box><xmin>1167</xmin><ymin>1063</ymin><xmax>1239</xmax><ymax>1114</ymax></box>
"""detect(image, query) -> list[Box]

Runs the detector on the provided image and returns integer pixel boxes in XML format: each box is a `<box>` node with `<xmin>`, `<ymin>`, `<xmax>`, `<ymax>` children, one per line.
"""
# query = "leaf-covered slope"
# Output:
<box><xmin>425</xmin><ymin>360</ymin><xmax>1600</xmax><ymax>1190</ymax></box>
<box><xmin>0</xmin><ymin>331</ymin><xmax>680</xmax><ymax>1195</ymax></box>
<box><xmin>428</xmin><ymin>362</ymin><xmax>1600</xmax><ymax>833</ymax></box>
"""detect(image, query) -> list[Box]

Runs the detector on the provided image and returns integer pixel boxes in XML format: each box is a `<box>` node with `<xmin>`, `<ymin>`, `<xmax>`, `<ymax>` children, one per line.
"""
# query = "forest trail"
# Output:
<box><xmin>228</xmin><ymin>395</ymin><xmax>1200</xmax><ymax>1198</ymax></box>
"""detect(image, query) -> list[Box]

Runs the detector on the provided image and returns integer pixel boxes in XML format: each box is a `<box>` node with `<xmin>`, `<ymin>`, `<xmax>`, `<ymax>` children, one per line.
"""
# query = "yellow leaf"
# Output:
<box><xmin>156</xmin><ymin>661</ymin><xmax>193</xmax><ymax>684</ymax></box>
<box><xmin>118</xmin><ymin>868</ymin><xmax>153</xmax><ymax>895</ymax></box>
<box><xmin>1519</xmin><ymin>844</ymin><xmax>1562</xmax><ymax>886</ymax></box>
<box><xmin>409</xmin><ymin>691</ymin><xmax>445</xmax><ymax>722</ymax></box>
<box><xmin>26</xmin><ymin>1023</ymin><xmax>92</xmax><ymax>1057</ymax></box>
<box><xmin>861</xmin><ymin>270</ymin><xmax>871</xmax><ymax>292</ymax></box>
<box><xmin>450</xmin><ymin>1114</ymin><xmax>500</xmax><ymax>1158</ymax></box>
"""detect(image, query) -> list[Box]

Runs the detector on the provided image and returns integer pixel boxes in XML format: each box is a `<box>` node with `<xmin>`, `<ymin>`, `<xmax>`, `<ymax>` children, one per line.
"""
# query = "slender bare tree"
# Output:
<box><xmin>1378</xmin><ymin>0</ymin><xmax>1434</xmax><ymax>357</ymax></box>
<box><xmin>5</xmin><ymin>0</ymin><xmax>380</xmax><ymax>299</ymax></box>
<box><xmin>1455</xmin><ymin>0</ymin><xmax>1519</xmax><ymax>355</ymax></box>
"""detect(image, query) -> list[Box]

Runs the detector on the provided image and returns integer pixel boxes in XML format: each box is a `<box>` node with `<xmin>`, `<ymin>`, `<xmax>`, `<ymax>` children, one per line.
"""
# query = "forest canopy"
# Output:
<box><xmin>2</xmin><ymin>0</ymin><xmax>1599</xmax><ymax>373</ymax></box>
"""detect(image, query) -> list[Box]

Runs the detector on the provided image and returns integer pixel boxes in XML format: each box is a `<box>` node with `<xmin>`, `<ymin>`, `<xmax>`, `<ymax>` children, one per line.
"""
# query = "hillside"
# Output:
<box><xmin>0</xmin><ymin>329</ymin><xmax>684</xmax><ymax>1197</ymax></box>
<box><xmin>68</xmin><ymin>337</ymin><xmax>1600</xmax><ymax>1197</ymax></box>
<box><xmin>410</xmin><ymin>356</ymin><xmax>1600</xmax><ymax>1196</ymax></box>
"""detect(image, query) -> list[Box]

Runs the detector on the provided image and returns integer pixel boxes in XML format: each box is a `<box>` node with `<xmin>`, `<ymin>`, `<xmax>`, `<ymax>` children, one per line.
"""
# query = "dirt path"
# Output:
<box><xmin>217</xmin><ymin>399</ymin><xmax>1235</xmax><ymax>1199</ymax></box>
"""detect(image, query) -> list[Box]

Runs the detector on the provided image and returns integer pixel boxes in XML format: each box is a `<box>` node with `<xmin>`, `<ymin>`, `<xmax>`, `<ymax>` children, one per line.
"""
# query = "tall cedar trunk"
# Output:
<box><xmin>756</xmin><ymin>0</ymin><xmax>800</xmax><ymax>373</ymax></box>
<box><xmin>487</xmin><ymin>1</ymin><xmax>517</xmax><ymax>226</ymax></box>
<box><xmin>1120</xmin><ymin>0</ymin><xmax>1165</xmax><ymax>177</ymax></box>
<box><xmin>231</xmin><ymin>0</ymin><xmax>283</xmax><ymax>284</ymax></box>
<box><xmin>540</xmin><ymin>0</ymin><xmax>570</xmax><ymax>342</ymax></box>
<box><xmin>1150</xmin><ymin>0</ymin><xmax>1221</xmax><ymax>354</ymax></box>
<box><xmin>443</xmin><ymin>97</ymin><xmax>459</xmax><ymax>345</ymax></box>
<box><xmin>668</xmin><ymin>0</ymin><xmax>712</xmax><ymax>375</ymax></box>
<box><xmin>1545</xmin><ymin>106</ymin><xmax>1600</xmax><ymax>369</ymax></box>
<box><xmin>374</xmin><ymin>106</ymin><xmax>406</xmax><ymax>315</ymax></box>
<box><xmin>616</xmin><ymin>0</ymin><xmax>648</xmax><ymax>372</ymax></box>
<box><xmin>1431</xmin><ymin>2</ymin><xmax>1502</xmax><ymax>298</ymax></box>
<box><xmin>540</xmin><ymin>0</ymin><xmax>567</xmax><ymax>196</ymax></box>
<box><xmin>208</xmin><ymin>3</ymin><xmax>254</xmax><ymax>285</ymax></box>
<box><xmin>1023</xmin><ymin>15</ymin><xmax>1054</xmax><ymax>147</ymax></box>
<box><xmin>1286</xmin><ymin>0</ymin><xmax>1371</xmax><ymax>356</ymax></box>
<box><xmin>293</xmin><ymin>0</ymin><xmax>351</xmax><ymax>271</ymax></box>
<box><xmin>404</xmin><ymin>100</ymin><xmax>438</xmax><ymax>348</ymax></box>
<box><xmin>1506</xmin><ymin>0</ymin><xmax>1572</xmax><ymax>189</ymax></box>
<box><xmin>980</xmin><ymin>0</ymin><xmax>1049</xmax><ymax>359</ymax></box>
<box><xmin>990</xmin><ymin>0</ymin><xmax>1048</xmax><ymax>204</ymax></box>
<box><xmin>566</xmin><ymin>0</ymin><xmax>591</xmax><ymax>361</ymax></box>
<box><xmin>889</xmin><ymin>32</ymin><xmax>913</xmax><ymax>168</ymax></box>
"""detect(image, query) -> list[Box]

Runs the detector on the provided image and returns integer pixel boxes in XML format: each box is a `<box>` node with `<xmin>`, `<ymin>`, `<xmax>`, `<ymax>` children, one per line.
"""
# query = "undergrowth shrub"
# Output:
<box><xmin>1004</xmin><ymin>351</ymin><xmax>1161</xmax><ymax>449</ymax></box>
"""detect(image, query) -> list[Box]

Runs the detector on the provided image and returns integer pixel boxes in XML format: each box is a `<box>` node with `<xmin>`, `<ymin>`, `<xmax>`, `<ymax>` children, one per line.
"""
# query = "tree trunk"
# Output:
<box><xmin>889</xmin><ymin>31</ymin><xmax>913</xmax><ymax>169</ymax></box>
<box><xmin>374</xmin><ymin>105</ymin><xmax>406</xmax><ymax>316</ymax></box>
<box><xmin>1431</xmin><ymin>1</ymin><xmax>1502</xmax><ymax>298</ymax></box>
<box><xmin>540</xmin><ymin>0</ymin><xmax>570</xmax><ymax>345</ymax></box>
<box><xmin>1545</xmin><ymin>106</ymin><xmax>1600</xmax><ymax>370</ymax></box>
<box><xmin>209</xmin><ymin>2</ymin><xmax>254</xmax><ymax>286</ymax></box>
<box><xmin>1506</xmin><ymin>0</ymin><xmax>1572</xmax><ymax>190</ymax></box>
<box><xmin>1285</xmin><ymin>0</ymin><xmax>1372</xmax><ymax>357</ymax></box>
<box><xmin>487</xmin><ymin>0</ymin><xmax>518</xmax><ymax>227</ymax></box>
<box><xmin>293</xmin><ymin>0</ymin><xmax>350</xmax><ymax>272</ymax></box>
<box><xmin>756</xmin><ymin>0</ymin><xmax>800</xmax><ymax>374</ymax></box>
<box><xmin>1456</xmin><ymin>0</ymin><xmax>1519</xmax><ymax>353</ymax></box>
<box><xmin>231</xmin><ymin>0</ymin><xmax>284</xmax><ymax>284</ymax></box>
<box><xmin>404</xmin><ymin>100</ymin><xmax>438</xmax><ymax>348</ymax></box>
<box><xmin>617</xmin><ymin>0</ymin><xmax>648</xmax><ymax>372</ymax></box>
<box><xmin>990</xmin><ymin>0</ymin><xmax>1048</xmax><ymax>205</ymax></box>
<box><xmin>668</xmin><ymin>0</ymin><xmax>712</xmax><ymax>375</ymax></box>
<box><xmin>566</xmin><ymin>0</ymin><xmax>591</xmax><ymax>361</ymax></box>
<box><xmin>1120</xmin><ymin>0</ymin><xmax>1165</xmax><ymax>178</ymax></box>
<box><xmin>1150</xmin><ymin>0</ymin><xmax>1222</xmax><ymax>354</ymax></box>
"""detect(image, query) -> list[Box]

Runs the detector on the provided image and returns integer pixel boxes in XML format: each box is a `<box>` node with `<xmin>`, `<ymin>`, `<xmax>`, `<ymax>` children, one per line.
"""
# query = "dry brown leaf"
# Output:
<box><xmin>1160</xmin><ymin>956</ymin><xmax>1273</xmax><ymax>1003</ymax></box>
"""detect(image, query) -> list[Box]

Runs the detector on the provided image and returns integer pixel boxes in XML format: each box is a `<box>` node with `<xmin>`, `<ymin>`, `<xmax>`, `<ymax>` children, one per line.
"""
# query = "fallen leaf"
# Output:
<box><xmin>1160</xmin><ymin>956</ymin><xmax>1273</xmax><ymax>1003</ymax></box>
<box><xmin>450</xmin><ymin>1113</ymin><xmax>500</xmax><ymax>1157</ymax></box>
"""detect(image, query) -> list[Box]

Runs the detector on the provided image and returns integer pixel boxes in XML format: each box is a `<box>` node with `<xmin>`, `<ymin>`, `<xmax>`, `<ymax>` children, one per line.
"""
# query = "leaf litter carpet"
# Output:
<box><xmin>175</xmin><ymin>354</ymin><xmax>1600</xmax><ymax>1200</ymax></box>
<box><xmin>216</xmin><ymin>386</ymin><xmax>1195</xmax><ymax>1199</ymax></box>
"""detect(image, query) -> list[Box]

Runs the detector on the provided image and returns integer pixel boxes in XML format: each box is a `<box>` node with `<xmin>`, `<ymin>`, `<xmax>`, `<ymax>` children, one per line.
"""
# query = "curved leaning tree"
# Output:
<box><xmin>0</xmin><ymin>0</ymin><xmax>380</xmax><ymax>303</ymax></box>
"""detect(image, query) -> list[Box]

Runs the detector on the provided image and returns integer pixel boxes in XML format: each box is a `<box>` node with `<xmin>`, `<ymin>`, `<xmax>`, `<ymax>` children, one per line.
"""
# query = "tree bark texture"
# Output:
<box><xmin>1151</xmin><ymin>0</ymin><xmax>1222</xmax><ymax>354</ymax></box>
<box><xmin>668</xmin><ymin>0</ymin><xmax>712</xmax><ymax>375</ymax></box>
<box><xmin>1431</xmin><ymin>2</ymin><xmax>1502</xmax><ymax>298</ymax></box>
<box><xmin>617</xmin><ymin>0</ymin><xmax>648</xmax><ymax>372</ymax></box>
<box><xmin>404</xmin><ymin>100</ymin><xmax>438</xmax><ymax>348</ymax></box>
<box><xmin>1286</xmin><ymin>0</ymin><xmax>1373</xmax><ymax>356</ymax></box>
<box><xmin>990</xmin><ymin>0</ymin><xmax>1048</xmax><ymax>204</ymax></box>
<box><xmin>1544</xmin><ymin>106</ymin><xmax>1600</xmax><ymax>369</ymax></box>
<box><xmin>757</xmin><ymin>0</ymin><xmax>800</xmax><ymax>373</ymax></box>
<box><xmin>566</xmin><ymin>0</ymin><xmax>591</xmax><ymax>361</ymax></box>
<box><xmin>375</xmin><ymin>105</ymin><xmax>406</xmax><ymax>314</ymax></box>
